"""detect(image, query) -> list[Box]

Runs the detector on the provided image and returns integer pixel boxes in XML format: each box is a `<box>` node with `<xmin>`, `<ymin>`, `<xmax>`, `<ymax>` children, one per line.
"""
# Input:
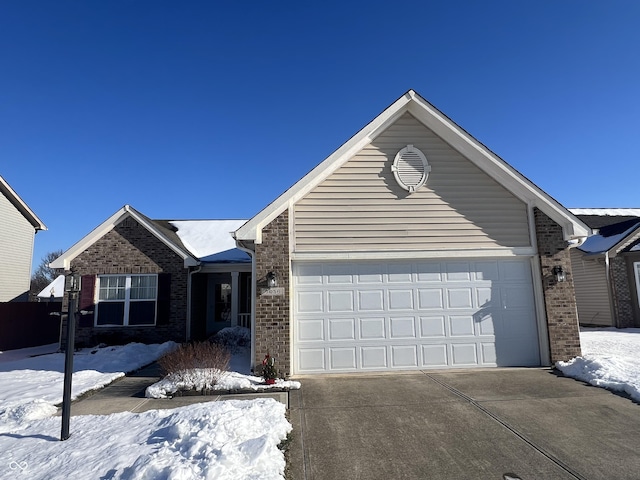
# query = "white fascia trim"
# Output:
<box><xmin>49</xmin><ymin>205</ymin><xmax>198</xmax><ymax>270</ymax></box>
<box><xmin>405</xmin><ymin>94</ymin><xmax>591</xmax><ymax>241</ymax></box>
<box><xmin>234</xmin><ymin>93</ymin><xmax>414</xmax><ymax>243</ymax></box>
<box><xmin>0</xmin><ymin>175</ymin><xmax>47</xmax><ymax>231</ymax></box>
<box><xmin>291</xmin><ymin>247</ymin><xmax>536</xmax><ymax>262</ymax></box>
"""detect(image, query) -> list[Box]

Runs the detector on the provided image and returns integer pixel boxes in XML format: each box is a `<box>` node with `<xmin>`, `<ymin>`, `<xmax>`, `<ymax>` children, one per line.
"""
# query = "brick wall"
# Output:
<box><xmin>534</xmin><ymin>208</ymin><xmax>581</xmax><ymax>362</ymax></box>
<box><xmin>610</xmin><ymin>257</ymin><xmax>634</xmax><ymax>328</ymax></box>
<box><xmin>63</xmin><ymin>216</ymin><xmax>188</xmax><ymax>347</ymax></box>
<box><xmin>254</xmin><ymin>210</ymin><xmax>290</xmax><ymax>377</ymax></box>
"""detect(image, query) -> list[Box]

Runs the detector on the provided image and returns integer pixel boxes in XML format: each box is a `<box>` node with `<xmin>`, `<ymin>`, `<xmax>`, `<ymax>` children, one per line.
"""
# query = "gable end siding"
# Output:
<box><xmin>294</xmin><ymin>112</ymin><xmax>530</xmax><ymax>252</ymax></box>
<box><xmin>0</xmin><ymin>192</ymin><xmax>35</xmax><ymax>301</ymax></box>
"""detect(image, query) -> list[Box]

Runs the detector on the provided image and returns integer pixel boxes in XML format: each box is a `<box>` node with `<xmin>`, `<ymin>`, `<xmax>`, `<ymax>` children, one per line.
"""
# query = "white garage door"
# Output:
<box><xmin>293</xmin><ymin>259</ymin><xmax>540</xmax><ymax>374</ymax></box>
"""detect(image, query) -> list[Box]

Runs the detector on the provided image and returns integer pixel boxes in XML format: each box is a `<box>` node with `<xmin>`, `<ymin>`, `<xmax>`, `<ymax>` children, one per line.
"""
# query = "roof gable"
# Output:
<box><xmin>0</xmin><ymin>175</ymin><xmax>47</xmax><ymax>231</ymax></box>
<box><xmin>235</xmin><ymin>90</ymin><xmax>590</xmax><ymax>244</ymax></box>
<box><xmin>50</xmin><ymin>205</ymin><xmax>199</xmax><ymax>270</ymax></box>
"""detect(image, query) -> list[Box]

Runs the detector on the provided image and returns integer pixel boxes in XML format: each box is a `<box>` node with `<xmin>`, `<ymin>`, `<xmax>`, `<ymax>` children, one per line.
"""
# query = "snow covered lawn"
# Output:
<box><xmin>557</xmin><ymin>327</ymin><xmax>640</xmax><ymax>402</ymax></box>
<box><xmin>0</xmin><ymin>341</ymin><xmax>176</xmax><ymax>433</ymax></box>
<box><xmin>0</xmin><ymin>338</ymin><xmax>295</xmax><ymax>479</ymax></box>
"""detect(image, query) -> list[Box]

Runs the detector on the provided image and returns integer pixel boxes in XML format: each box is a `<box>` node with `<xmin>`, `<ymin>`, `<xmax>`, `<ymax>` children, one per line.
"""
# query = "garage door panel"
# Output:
<box><xmin>418</xmin><ymin>288</ymin><xmax>444</xmax><ymax>309</ymax></box>
<box><xmin>360</xmin><ymin>317</ymin><xmax>386</xmax><ymax>339</ymax></box>
<box><xmin>389</xmin><ymin>316</ymin><xmax>416</xmax><ymax>338</ymax></box>
<box><xmin>422</xmin><ymin>344</ymin><xmax>448</xmax><ymax>366</ymax></box>
<box><xmin>359</xmin><ymin>290</ymin><xmax>384</xmax><ymax>311</ymax></box>
<box><xmin>328</xmin><ymin>318</ymin><xmax>355</xmax><ymax>340</ymax></box>
<box><xmin>328</xmin><ymin>290</ymin><xmax>354</xmax><ymax>312</ymax></box>
<box><xmin>420</xmin><ymin>316</ymin><xmax>446</xmax><ymax>337</ymax></box>
<box><xmin>389</xmin><ymin>289</ymin><xmax>414</xmax><ymax>309</ymax></box>
<box><xmin>391</xmin><ymin>345</ymin><xmax>418</xmax><ymax>368</ymax></box>
<box><xmin>293</xmin><ymin>259</ymin><xmax>540</xmax><ymax>373</ymax></box>
<box><xmin>361</xmin><ymin>346</ymin><xmax>387</xmax><ymax>369</ymax></box>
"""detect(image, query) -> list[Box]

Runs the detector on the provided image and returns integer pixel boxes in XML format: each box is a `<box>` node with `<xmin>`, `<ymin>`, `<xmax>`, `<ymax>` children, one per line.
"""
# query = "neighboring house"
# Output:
<box><xmin>569</xmin><ymin>208</ymin><xmax>640</xmax><ymax>328</ymax></box>
<box><xmin>36</xmin><ymin>274</ymin><xmax>65</xmax><ymax>302</ymax></box>
<box><xmin>50</xmin><ymin>206</ymin><xmax>250</xmax><ymax>347</ymax></box>
<box><xmin>52</xmin><ymin>90</ymin><xmax>591</xmax><ymax>376</ymax></box>
<box><xmin>0</xmin><ymin>175</ymin><xmax>47</xmax><ymax>302</ymax></box>
<box><xmin>235</xmin><ymin>90</ymin><xmax>590</xmax><ymax>375</ymax></box>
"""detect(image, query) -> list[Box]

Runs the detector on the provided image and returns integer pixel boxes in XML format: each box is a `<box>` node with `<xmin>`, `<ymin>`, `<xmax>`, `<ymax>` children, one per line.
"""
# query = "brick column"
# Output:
<box><xmin>534</xmin><ymin>208</ymin><xmax>582</xmax><ymax>362</ymax></box>
<box><xmin>254</xmin><ymin>210</ymin><xmax>291</xmax><ymax>377</ymax></box>
<box><xmin>610</xmin><ymin>257</ymin><xmax>634</xmax><ymax>328</ymax></box>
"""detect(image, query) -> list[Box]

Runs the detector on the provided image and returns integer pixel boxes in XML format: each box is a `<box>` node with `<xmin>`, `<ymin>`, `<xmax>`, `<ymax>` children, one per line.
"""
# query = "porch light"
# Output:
<box><xmin>552</xmin><ymin>265</ymin><xmax>566</xmax><ymax>283</ymax></box>
<box><xmin>267</xmin><ymin>271</ymin><xmax>278</xmax><ymax>288</ymax></box>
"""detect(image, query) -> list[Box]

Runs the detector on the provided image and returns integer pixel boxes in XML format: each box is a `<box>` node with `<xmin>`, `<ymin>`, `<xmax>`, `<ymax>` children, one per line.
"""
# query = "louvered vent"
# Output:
<box><xmin>391</xmin><ymin>145</ymin><xmax>431</xmax><ymax>193</ymax></box>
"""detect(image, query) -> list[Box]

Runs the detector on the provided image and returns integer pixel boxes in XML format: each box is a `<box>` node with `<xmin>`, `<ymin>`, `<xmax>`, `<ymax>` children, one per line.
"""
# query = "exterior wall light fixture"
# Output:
<box><xmin>266</xmin><ymin>271</ymin><xmax>278</xmax><ymax>288</ymax></box>
<box><xmin>552</xmin><ymin>265</ymin><xmax>566</xmax><ymax>283</ymax></box>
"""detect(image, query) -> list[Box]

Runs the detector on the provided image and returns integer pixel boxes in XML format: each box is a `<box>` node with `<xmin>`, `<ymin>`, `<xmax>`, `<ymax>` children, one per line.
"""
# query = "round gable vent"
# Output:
<box><xmin>391</xmin><ymin>145</ymin><xmax>431</xmax><ymax>193</ymax></box>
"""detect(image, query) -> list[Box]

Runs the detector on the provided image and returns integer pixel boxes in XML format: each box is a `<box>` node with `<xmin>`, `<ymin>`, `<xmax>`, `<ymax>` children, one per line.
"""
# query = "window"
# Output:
<box><xmin>95</xmin><ymin>274</ymin><xmax>158</xmax><ymax>326</ymax></box>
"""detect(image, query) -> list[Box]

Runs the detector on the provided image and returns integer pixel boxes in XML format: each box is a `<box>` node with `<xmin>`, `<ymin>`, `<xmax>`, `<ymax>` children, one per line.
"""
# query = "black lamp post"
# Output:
<box><xmin>61</xmin><ymin>270</ymin><xmax>80</xmax><ymax>441</ymax></box>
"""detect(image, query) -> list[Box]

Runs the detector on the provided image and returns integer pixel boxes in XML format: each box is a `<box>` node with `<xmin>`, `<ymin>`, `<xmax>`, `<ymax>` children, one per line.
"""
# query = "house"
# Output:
<box><xmin>0</xmin><ymin>175</ymin><xmax>47</xmax><ymax>302</ymax></box>
<box><xmin>569</xmin><ymin>208</ymin><xmax>640</xmax><ymax>328</ymax></box>
<box><xmin>51</xmin><ymin>90</ymin><xmax>591</xmax><ymax>375</ymax></box>
<box><xmin>36</xmin><ymin>274</ymin><xmax>65</xmax><ymax>302</ymax></box>
<box><xmin>50</xmin><ymin>205</ymin><xmax>250</xmax><ymax>347</ymax></box>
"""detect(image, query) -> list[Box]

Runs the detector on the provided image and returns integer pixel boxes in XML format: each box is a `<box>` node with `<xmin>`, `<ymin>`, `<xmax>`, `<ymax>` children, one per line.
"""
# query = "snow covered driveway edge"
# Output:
<box><xmin>556</xmin><ymin>328</ymin><xmax>640</xmax><ymax>402</ymax></box>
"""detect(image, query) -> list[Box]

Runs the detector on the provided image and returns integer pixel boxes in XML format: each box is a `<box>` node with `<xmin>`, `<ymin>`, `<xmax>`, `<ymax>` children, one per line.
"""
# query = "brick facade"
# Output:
<box><xmin>254</xmin><ymin>210</ymin><xmax>291</xmax><ymax>377</ymax></box>
<box><xmin>63</xmin><ymin>216</ymin><xmax>188</xmax><ymax>347</ymax></box>
<box><xmin>534</xmin><ymin>208</ymin><xmax>582</xmax><ymax>362</ymax></box>
<box><xmin>610</xmin><ymin>256</ymin><xmax>635</xmax><ymax>328</ymax></box>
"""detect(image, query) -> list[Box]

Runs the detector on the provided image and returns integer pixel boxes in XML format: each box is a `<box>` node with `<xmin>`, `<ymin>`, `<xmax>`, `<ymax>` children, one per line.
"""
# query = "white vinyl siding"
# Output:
<box><xmin>570</xmin><ymin>249</ymin><xmax>613</xmax><ymax>326</ymax></box>
<box><xmin>0</xmin><ymin>192</ymin><xmax>36</xmax><ymax>302</ymax></box>
<box><xmin>294</xmin><ymin>112</ymin><xmax>530</xmax><ymax>252</ymax></box>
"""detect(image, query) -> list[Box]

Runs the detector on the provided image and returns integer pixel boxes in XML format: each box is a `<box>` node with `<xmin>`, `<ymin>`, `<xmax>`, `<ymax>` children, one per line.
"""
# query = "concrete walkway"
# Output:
<box><xmin>287</xmin><ymin>369</ymin><xmax>640</xmax><ymax>480</ymax></box>
<box><xmin>63</xmin><ymin>363</ymin><xmax>288</xmax><ymax>416</ymax></box>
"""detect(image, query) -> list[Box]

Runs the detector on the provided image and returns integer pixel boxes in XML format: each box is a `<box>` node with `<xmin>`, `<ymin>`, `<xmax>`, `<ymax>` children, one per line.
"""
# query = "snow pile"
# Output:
<box><xmin>0</xmin><ymin>342</ymin><xmax>176</xmax><ymax>433</ymax></box>
<box><xmin>1</xmin><ymin>399</ymin><xmax>291</xmax><ymax>480</ymax></box>
<box><xmin>147</xmin><ymin>369</ymin><xmax>301</xmax><ymax>398</ymax></box>
<box><xmin>556</xmin><ymin>328</ymin><xmax>640</xmax><ymax>402</ymax></box>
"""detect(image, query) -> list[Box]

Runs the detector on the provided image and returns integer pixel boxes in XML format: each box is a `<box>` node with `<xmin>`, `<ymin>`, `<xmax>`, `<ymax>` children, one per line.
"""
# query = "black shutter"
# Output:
<box><xmin>156</xmin><ymin>273</ymin><xmax>171</xmax><ymax>325</ymax></box>
<box><xmin>78</xmin><ymin>275</ymin><xmax>96</xmax><ymax>327</ymax></box>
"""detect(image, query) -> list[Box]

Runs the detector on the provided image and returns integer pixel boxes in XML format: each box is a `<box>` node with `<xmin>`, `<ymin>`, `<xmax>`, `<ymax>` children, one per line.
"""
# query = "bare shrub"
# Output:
<box><xmin>158</xmin><ymin>342</ymin><xmax>230</xmax><ymax>390</ymax></box>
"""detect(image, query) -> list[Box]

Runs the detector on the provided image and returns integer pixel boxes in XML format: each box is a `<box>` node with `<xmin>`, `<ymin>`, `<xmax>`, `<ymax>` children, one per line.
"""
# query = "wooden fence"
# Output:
<box><xmin>0</xmin><ymin>302</ymin><xmax>62</xmax><ymax>350</ymax></box>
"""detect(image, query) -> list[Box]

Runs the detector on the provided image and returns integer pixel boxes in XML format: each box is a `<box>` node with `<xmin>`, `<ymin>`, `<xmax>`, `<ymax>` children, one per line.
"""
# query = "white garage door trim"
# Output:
<box><xmin>292</xmin><ymin>258</ymin><xmax>541</xmax><ymax>374</ymax></box>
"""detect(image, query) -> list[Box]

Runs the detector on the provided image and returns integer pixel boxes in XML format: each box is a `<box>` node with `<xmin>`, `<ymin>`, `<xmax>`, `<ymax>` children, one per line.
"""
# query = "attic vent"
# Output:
<box><xmin>391</xmin><ymin>145</ymin><xmax>431</xmax><ymax>193</ymax></box>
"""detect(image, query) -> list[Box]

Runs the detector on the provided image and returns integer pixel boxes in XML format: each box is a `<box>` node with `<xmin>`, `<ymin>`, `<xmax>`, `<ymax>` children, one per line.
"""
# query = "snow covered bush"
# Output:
<box><xmin>211</xmin><ymin>326</ymin><xmax>251</xmax><ymax>352</ymax></box>
<box><xmin>158</xmin><ymin>342</ymin><xmax>230</xmax><ymax>390</ymax></box>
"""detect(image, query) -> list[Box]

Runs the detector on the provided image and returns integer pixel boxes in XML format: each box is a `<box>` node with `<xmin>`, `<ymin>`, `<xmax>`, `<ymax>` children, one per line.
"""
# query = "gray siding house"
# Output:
<box><xmin>0</xmin><ymin>175</ymin><xmax>47</xmax><ymax>302</ymax></box>
<box><xmin>569</xmin><ymin>208</ymin><xmax>640</xmax><ymax>328</ymax></box>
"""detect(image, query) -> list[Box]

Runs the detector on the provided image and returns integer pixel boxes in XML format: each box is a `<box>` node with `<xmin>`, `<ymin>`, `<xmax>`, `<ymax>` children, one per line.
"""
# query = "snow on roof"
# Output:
<box><xmin>578</xmin><ymin>219</ymin><xmax>640</xmax><ymax>254</ymax></box>
<box><xmin>569</xmin><ymin>208</ymin><xmax>640</xmax><ymax>217</ymax></box>
<box><xmin>36</xmin><ymin>274</ymin><xmax>65</xmax><ymax>298</ymax></box>
<box><xmin>169</xmin><ymin>220</ymin><xmax>249</xmax><ymax>262</ymax></box>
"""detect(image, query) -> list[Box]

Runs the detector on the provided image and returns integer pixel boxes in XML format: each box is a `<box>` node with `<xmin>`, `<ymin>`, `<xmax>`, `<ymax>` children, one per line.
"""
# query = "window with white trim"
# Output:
<box><xmin>95</xmin><ymin>274</ymin><xmax>158</xmax><ymax>326</ymax></box>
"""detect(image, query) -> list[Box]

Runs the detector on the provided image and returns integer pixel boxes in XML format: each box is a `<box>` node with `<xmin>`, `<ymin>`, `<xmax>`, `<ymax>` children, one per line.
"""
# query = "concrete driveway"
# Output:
<box><xmin>287</xmin><ymin>369</ymin><xmax>640</xmax><ymax>480</ymax></box>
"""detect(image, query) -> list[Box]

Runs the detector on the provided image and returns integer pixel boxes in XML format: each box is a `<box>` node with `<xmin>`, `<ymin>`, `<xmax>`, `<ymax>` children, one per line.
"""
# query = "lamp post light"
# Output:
<box><xmin>61</xmin><ymin>270</ymin><xmax>80</xmax><ymax>441</ymax></box>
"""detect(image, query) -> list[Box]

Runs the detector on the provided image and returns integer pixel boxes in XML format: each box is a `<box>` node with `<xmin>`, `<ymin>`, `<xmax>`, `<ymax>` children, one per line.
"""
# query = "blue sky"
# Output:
<box><xmin>2</xmin><ymin>1</ymin><xmax>639</xmax><ymax>270</ymax></box>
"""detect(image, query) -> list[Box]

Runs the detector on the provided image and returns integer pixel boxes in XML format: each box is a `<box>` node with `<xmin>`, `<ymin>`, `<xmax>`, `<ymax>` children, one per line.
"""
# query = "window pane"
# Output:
<box><xmin>96</xmin><ymin>302</ymin><xmax>125</xmax><ymax>325</ymax></box>
<box><xmin>129</xmin><ymin>301</ymin><xmax>156</xmax><ymax>325</ymax></box>
<box><xmin>131</xmin><ymin>275</ymin><xmax>157</xmax><ymax>300</ymax></box>
<box><xmin>99</xmin><ymin>276</ymin><xmax>126</xmax><ymax>301</ymax></box>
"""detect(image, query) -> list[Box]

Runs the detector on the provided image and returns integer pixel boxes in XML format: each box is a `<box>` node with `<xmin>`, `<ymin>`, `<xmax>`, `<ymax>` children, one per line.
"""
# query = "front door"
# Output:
<box><xmin>206</xmin><ymin>273</ymin><xmax>232</xmax><ymax>336</ymax></box>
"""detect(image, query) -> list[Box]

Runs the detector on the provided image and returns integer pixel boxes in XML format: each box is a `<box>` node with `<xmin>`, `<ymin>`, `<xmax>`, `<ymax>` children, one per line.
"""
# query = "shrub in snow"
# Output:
<box><xmin>261</xmin><ymin>354</ymin><xmax>278</xmax><ymax>382</ymax></box>
<box><xmin>158</xmin><ymin>342</ymin><xmax>230</xmax><ymax>391</ymax></box>
<box><xmin>211</xmin><ymin>326</ymin><xmax>251</xmax><ymax>352</ymax></box>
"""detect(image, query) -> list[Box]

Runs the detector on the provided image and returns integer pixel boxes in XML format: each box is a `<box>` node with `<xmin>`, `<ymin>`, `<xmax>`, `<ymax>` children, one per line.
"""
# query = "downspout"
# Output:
<box><xmin>235</xmin><ymin>239</ymin><xmax>256</xmax><ymax>374</ymax></box>
<box><xmin>186</xmin><ymin>264</ymin><xmax>202</xmax><ymax>341</ymax></box>
<box><xmin>604</xmin><ymin>251</ymin><xmax>617</xmax><ymax>328</ymax></box>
